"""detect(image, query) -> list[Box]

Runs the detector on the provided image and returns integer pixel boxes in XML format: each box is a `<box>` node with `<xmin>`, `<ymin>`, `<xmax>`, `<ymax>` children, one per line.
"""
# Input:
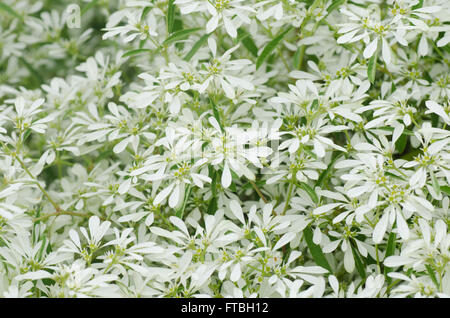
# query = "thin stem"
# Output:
<box><xmin>249</xmin><ymin>179</ymin><xmax>268</xmax><ymax>203</ymax></box>
<box><xmin>375</xmin><ymin>244</ymin><xmax>381</xmax><ymax>274</ymax></box>
<box><xmin>14</xmin><ymin>153</ymin><xmax>61</xmax><ymax>212</ymax></box>
<box><xmin>1</xmin><ymin>142</ymin><xmax>100</xmax><ymax>223</ymax></box>
<box><xmin>282</xmin><ymin>173</ymin><xmax>296</xmax><ymax>215</ymax></box>
<box><xmin>34</xmin><ymin>210</ymin><xmax>94</xmax><ymax>222</ymax></box>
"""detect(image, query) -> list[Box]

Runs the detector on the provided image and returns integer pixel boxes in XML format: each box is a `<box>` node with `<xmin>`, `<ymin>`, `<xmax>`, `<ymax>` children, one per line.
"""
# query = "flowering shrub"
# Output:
<box><xmin>0</xmin><ymin>0</ymin><xmax>449</xmax><ymax>298</ymax></box>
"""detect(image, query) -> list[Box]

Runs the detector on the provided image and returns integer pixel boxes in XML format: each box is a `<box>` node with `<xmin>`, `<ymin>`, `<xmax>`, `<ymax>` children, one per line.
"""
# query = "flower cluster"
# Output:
<box><xmin>0</xmin><ymin>0</ymin><xmax>449</xmax><ymax>298</ymax></box>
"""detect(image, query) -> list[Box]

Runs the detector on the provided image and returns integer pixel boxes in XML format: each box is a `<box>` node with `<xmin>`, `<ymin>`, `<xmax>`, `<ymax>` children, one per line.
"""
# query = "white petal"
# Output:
<box><xmin>221</xmin><ymin>162</ymin><xmax>232</xmax><ymax>188</ymax></box>
<box><xmin>113</xmin><ymin>137</ymin><xmax>131</xmax><ymax>154</ymax></box>
<box><xmin>396</xmin><ymin>210</ymin><xmax>409</xmax><ymax>240</ymax></box>
<box><xmin>118</xmin><ymin>179</ymin><xmax>131</xmax><ymax>195</ymax></box>
<box><xmin>313</xmin><ymin>227</ymin><xmax>322</xmax><ymax>244</ymax></box>
<box><xmin>344</xmin><ymin>246</ymin><xmax>355</xmax><ymax>273</ymax></box>
<box><xmin>221</xmin><ymin>79</ymin><xmax>235</xmax><ymax>99</ymax></box>
<box><xmin>206</xmin><ymin>15</ymin><xmax>219</xmax><ymax>34</ymax></box>
<box><xmin>168</xmin><ymin>184</ymin><xmax>181</xmax><ymax>208</ymax></box>
<box><xmin>154</xmin><ymin>183</ymin><xmax>175</xmax><ymax>205</ymax></box>
<box><xmin>418</xmin><ymin>35</ymin><xmax>428</xmax><ymax>56</ymax></box>
<box><xmin>223</xmin><ymin>16</ymin><xmax>237</xmax><ymax>38</ymax></box>
<box><xmin>230</xmin><ymin>263</ymin><xmax>241</xmax><ymax>282</ymax></box>
<box><xmin>382</xmin><ymin>37</ymin><xmax>391</xmax><ymax>65</ymax></box>
<box><xmin>323</xmin><ymin>240</ymin><xmax>341</xmax><ymax>253</ymax></box>
<box><xmin>373</xmin><ymin>212</ymin><xmax>389</xmax><ymax>243</ymax></box>
<box><xmin>363</xmin><ymin>38</ymin><xmax>378</xmax><ymax>59</ymax></box>
<box><xmin>313</xmin><ymin>140</ymin><xmax>325</xmax><ymax>158</ymax></box>
<box><xmin>229</xmin><ymin>200</ymin><xmax>245</xmax><ymax>224</ymax></box>
<box><xmin>273</xmin><ymin>232</ymin><xmax>296</xmax><ymax>251</ymax></box>
<box><xmin>425</xmin><ymin>100</ymin><xmax>450</xmax><ymax>122</ymax></box>
<box><xmin>384</xmin><ymin>256</ymin><xmax>414</xmax><ymax>267</ymax></box>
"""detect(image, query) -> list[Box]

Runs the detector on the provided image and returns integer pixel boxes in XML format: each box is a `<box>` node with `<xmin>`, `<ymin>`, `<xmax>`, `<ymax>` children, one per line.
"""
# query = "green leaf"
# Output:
<box><xmin>326</xmin><ymin>0</ymin><xmax>346</xmax><ymax>17</ymax></box>
<box><xmin>395</xmin><ymin>133</ymin><xmax>408</xmax><ymax>153</ymax></box>
<box><xmin>0</xmin><ymin>2</ymin><xmax>23</xmax><ymax>20</ymax></box>
<box><xmin>430</xmin><ymin>170</ymin><xmax>441</xmax><ymax>196</ymax></box>
<box><xmin>441</xmin><ymin>186</ymin><xmax>450</xmax><ymax>196</ymax></box>
<box><xmin>412</xmin><ymin>0</ymin><xmax>423</xmax><ymax>10</ymax></box>
<box><xmin>237</xmin><ymin>28</ymin><xmax>258</xmax><ymax>57</ymax></box>
<box><xmin>183</xmin><ymin>33</ymin><xmax>210</xmax><ymax>61</ymax></box>
<box><xmin>141</xmin><ymin>6</ymin><xmax>152</xmax><ymax>21</ymax></box>
<box><xmin>315</xmin><ymin>152</ymin><xmax>344</xmax><ymax>188</ymax></box>
<box><xmin>256</xmin><ymin>26</ymin><xmax>293</xmax><ymax>69</ymax></box>
<box><xmin>167</xmin><ymin>0</ymin><xmax>175</xmax><ymax>34</ymax></box>
<box><xmin>37</xmin><ymin>237</ymin><xmax>47</xmax><ymax>261</ymax></box>
<box><xmin>81</xmin><ymin>0</ymin><xmax>98</xmax><ymax>16</ymax></box>
<box><xmin>163</xmin><ymin>27</ymin><xmax>201</xmax><ymax>46</ymax></box>
<box><xmin>385</xmin><ymin>171</ymin><xmax>406</xmax><ymax>181</ymax></box>
<box><xmin>368</xmin><ymin>48</ymin><xmax>378</xmax><ymax>84</ymax></box>
<box><xmin>350</xmin><ymin>240</ymin><xmax>366</xmax><ymax>279</ymax></box>
<box><xmin>378</xmin><ymin>126</ymin><xmax>414</xmax><ymax>135</ymax></box>
<box><xmin>293</xmin><ymin>46</ymin><xmax>303</xmax><ymax>69</ymax></box>
<box><xmin>19</xmin><ymin>57</ymin><xmax>43</xmax><ymax>86</ymax></box>
<box><xmin>425</xmin><ymin>264</ymin><xmax>440</xmax><ymax>288</ymax></box>
<box><xmin>298</xmin><ymin>182</ymin><xmax>318</xmax><ymax>204</ymax></box>
<box><xmin>209</xmin><ymin>97</ymin><xmax>224</xmax><ymax>133</ymax></box>
<box><xmin>176</xmin><ymin>185</ymin><xmax>192</xmax><ymax>218</ymax></box>
<box><xmin>384</xmin><ymin>232</ymin><xmax>396</xmax><ymax>283</ymax></box>
<box><xmin>303</xmin><ymin>148</ymin><xmax>318</xmax><ymax>160</ymax></box>
<box><xmin>207</xmin><ymin>169</ymin><xmax>218</xmax><ymax>214</ymax></box>
<box><xmin>122</xmin><ymin>49</ymin><xmax>152</xmax><ymax>58</ymax></box>
<box><xmin>304</xmin><ymin>226</ymin><xmax>332</xmax><ymax>273</ymax></box>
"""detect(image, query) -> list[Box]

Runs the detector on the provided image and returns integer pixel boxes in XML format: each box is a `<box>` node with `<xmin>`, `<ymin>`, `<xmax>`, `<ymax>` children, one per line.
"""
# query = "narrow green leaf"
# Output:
<box><xmin>139</xmin><ymin>39</ymin><xmax>146</xmax><ymax>49</ymax></box>
<box><xmin>441</xmin><ymin>186</ymin><xmax>450</xmax><ymax>196</ymax></box>
<box><xmin>176</xmin><ymin>185</ymin><xmax>191</xmax><ymax>218</ymax></box>
<box><xmin>385</xmin><ymin>171</ymin><xmax>406</xmax><ymax>181</ymax></box>
<box><xmin>122</xmin><ymin>49</ymin><xmax>152</xmax><ymax>58</ymax></box>
<box><xmin>19</xmin><ymin>57</ymin><xmax>43</xmax><ymax>85</ymax></box>
<box><xmin>81</xmin><ymin>0</ymin><xmax>98</xmax><ymax>16</ymax></box>
<box><xmin>386</xmin><ymin>232</ymin><xmax>397</xmax><ymax>258</ymax></box>
<box><xmin>412</xmin><ymin>0</ymin><xmax>423</xmax><ymax>10</ymax></box>
<box><xmin>399</xmin><ymin>147</ymin><xmax>421</xmax><ymax>161</ymax></box>
<box><xmin>209</xmin><ymin>97</ymin><xmax>224</xmax><ymax>133</ymax></box>
<box><xmin>350</xmin><ymin>240</ymin><xmax>366</xmax><ymax>279</ymax></box>
<box><xmin>167</xmin><ymin>0</ymin><xmax>175</xmax><ymax>34</ymax></box>
<box><xmin>378</xmin><ymin>126</ymin><xmax>414</xmax><ymax>135</ymax></box>
<box><xmin>315</xmin><ymin>152</ymin><xmax>343</xmax><ymax>188</ymax></box>
<box><xmin>207</xmin><ymin>169</ymin><xmax>218</xmax><ymax>214</ymax></box>
<box><xmin>183</xmin><ymin>33</ymin><xmax>210</xmax><ymax>61</ymax></box>
<box><xmin>368</xmin><ymin>49</ymin><xmax>378</xmax><ymax>84</ymax></box>
<box><xmin>163</xmin><ymin>27</ymin><xmax>201</xmax><ymax>46</ymax></box>
<box><xmin>237</xmin><ymin>28</ymin><xmax>258</xmax><ymax>57</ymax></box>
<box><xmin>37</xmin><ymin>237</ymin><xmax>47</xmax><ymax>261</ymax></box>
<box><xmin>425</xmin><ymin>264</ymin><xmax>440</xmax><ymax>288</ymax></box>
<box><xmin>293</xmin><ymin>46</ymin><xmax>303</xmax><ymax>69</ymax></box>
<box><xmin>430</xmin><ymin>170</ymin><xmax>441</xmax><ymax>196</ymax></box>
<box><xmin>395</xmin><ymin>133</ymin><xmax>408</xmax><ymax>153</ymax></box>
<box><xmin>298</xmin><ymin>182</ymin><xmax>318</xmax><ymax>204</ymax></box>
<box><xmin>0</xmin><ymin>2</ymin><xmax>23</xmax><ymax>20</ymax></box>
<box><xmin>304</xmin><ymin>226</ymin><xmax>332</xmax><ymax>273</ymax></box>
<box><xmin>303</xmin><ymin>148</ymin><xmax>318</xmax><ymax>160</ymax></box>
<box><xmin>141</xmin><ymin>6</ymin><xmax>152</xmax><ymax>21</ymax></box>
<box><xmin>256</xmin><ymin>26</ymin><xmax>293</xmax><ymax>69</ymax></box>
<box><xmin>384</xmin><ymin>232</ymin><xmax>396</xmax><ymax>282</ymax></box>
<box><xmin>326</xmin><ymin>0</ymin><xmax>346</xmax><ymax>17</ymax></box>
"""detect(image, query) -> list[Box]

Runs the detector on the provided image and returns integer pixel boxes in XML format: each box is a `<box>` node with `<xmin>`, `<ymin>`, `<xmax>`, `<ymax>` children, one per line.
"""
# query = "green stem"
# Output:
<box><xmin>34</xmin><ymin>210</ymin><xmax>94</xmax><ymax>222</ymax></box>
<box><xmin>14</xmin><ymin>153</ymin><xmax>61</xmax><ymax>213</ymax></box>
<box><xmin>282</xmin><ymin>172</ymin><xmax>297</xmax><ymax>215</ymax></box>
<box><xmin>375</xmin><ymin>244</ymin><xmax>381</xmax><ymax>274</ymax></box>
<box><xmin>249</xmin><ymin>179</ymin><xmax>268</xmax><ymax>203</ymax></box>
